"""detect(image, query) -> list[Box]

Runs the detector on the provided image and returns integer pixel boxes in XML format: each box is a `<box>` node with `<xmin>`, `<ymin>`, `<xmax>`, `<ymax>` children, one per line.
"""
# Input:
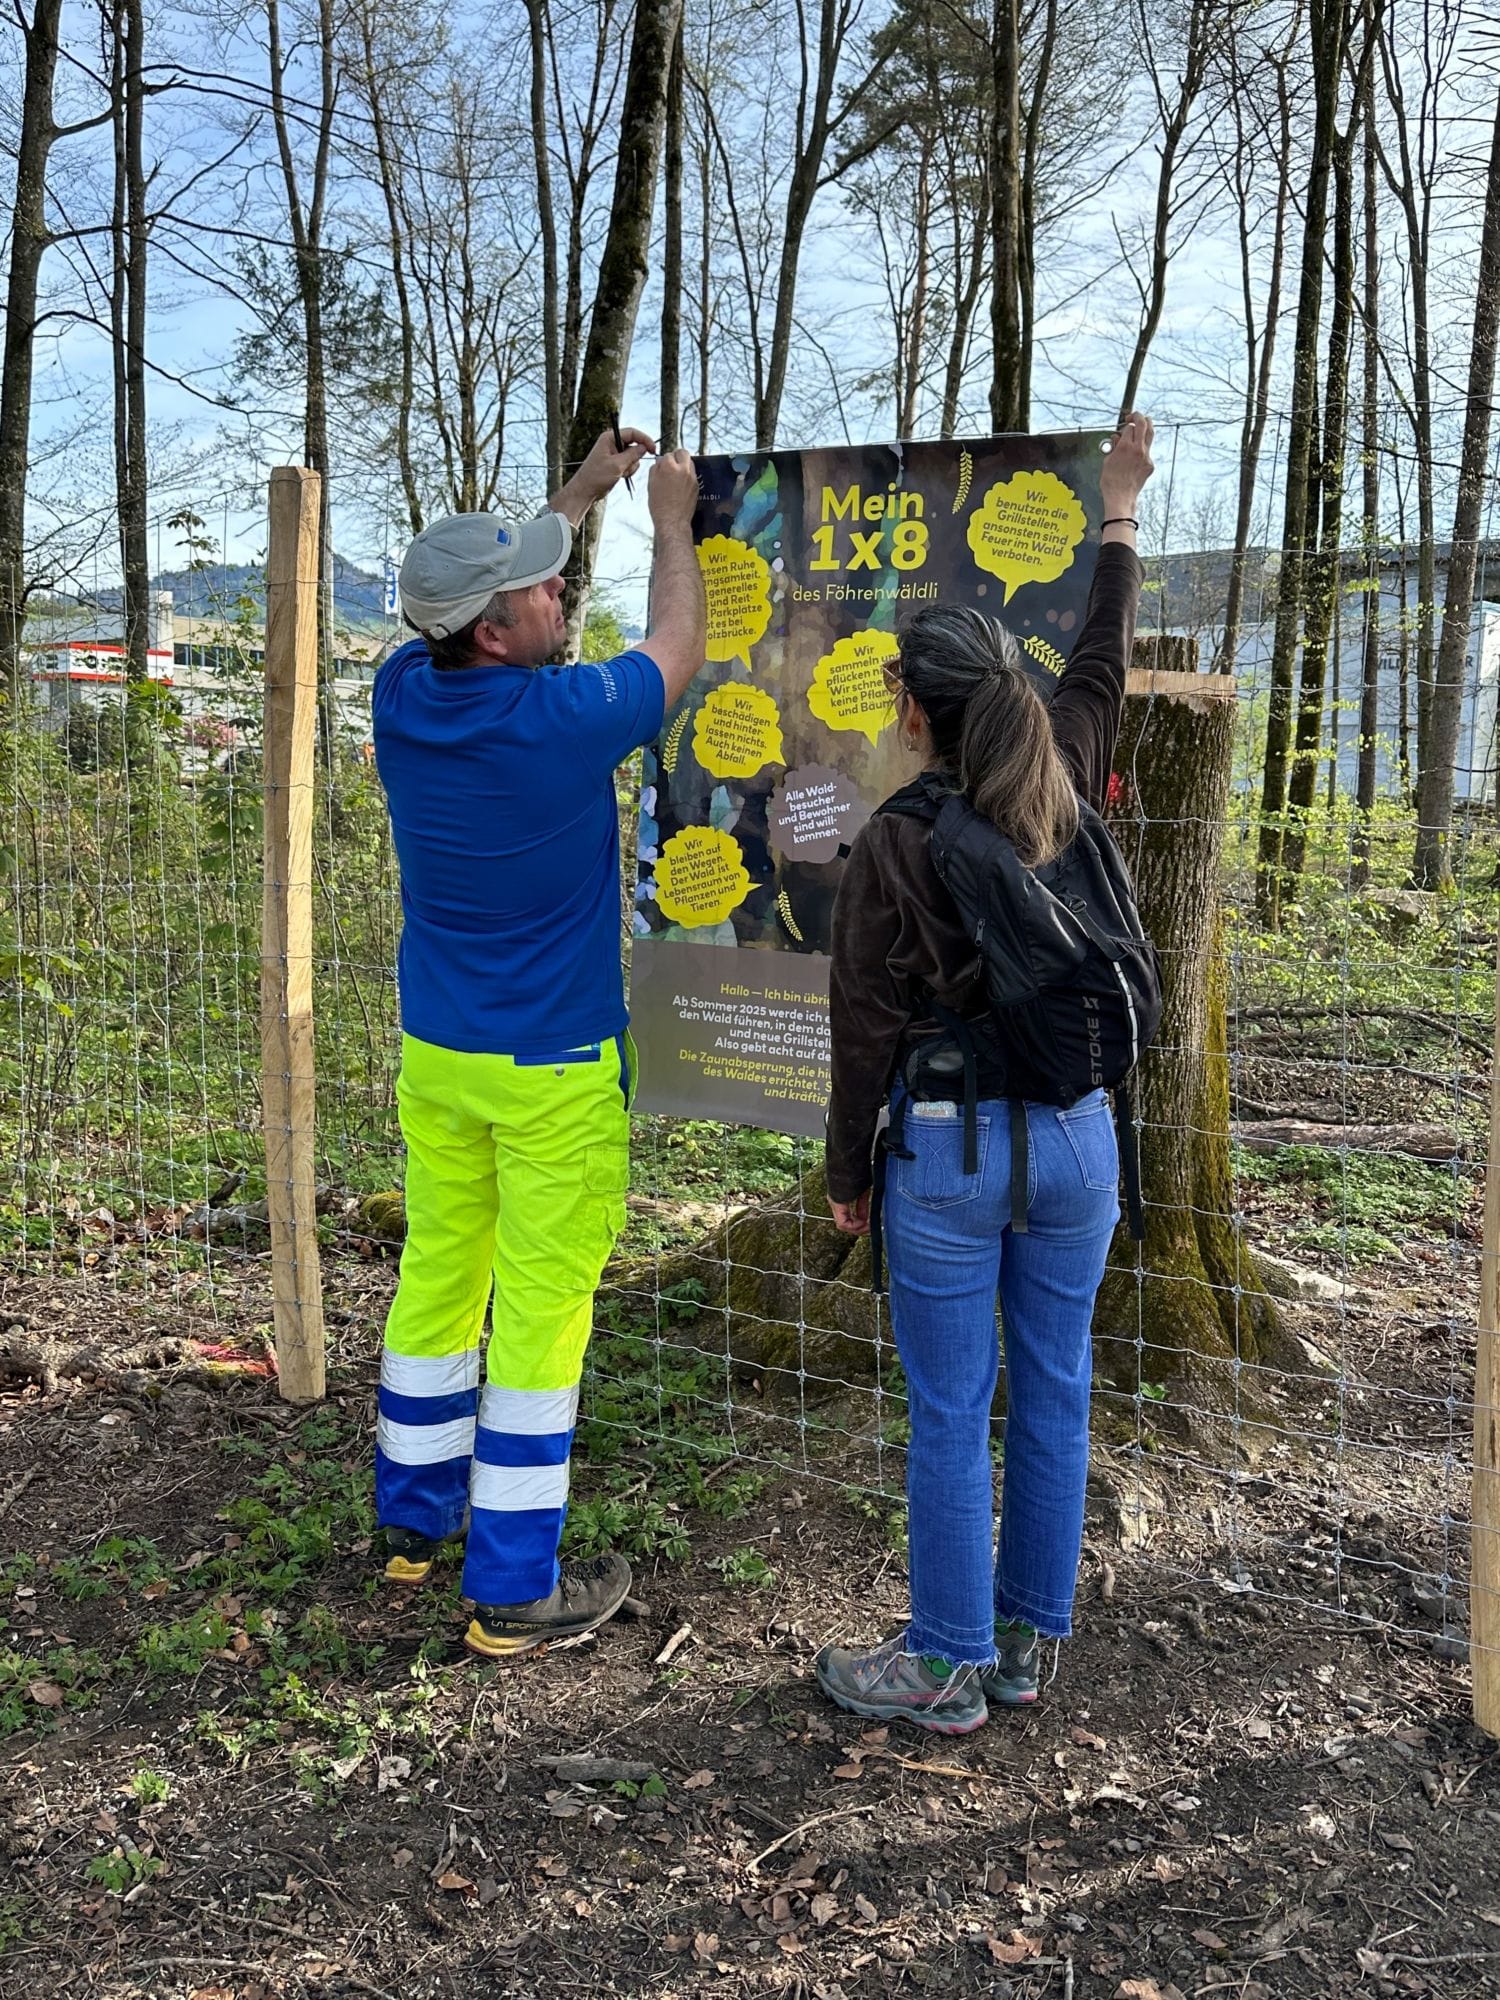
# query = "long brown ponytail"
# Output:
<box><xmin>894</xmin><ymin>605</ymin><xmax>1079</xmax><ymax>866</ymax></box>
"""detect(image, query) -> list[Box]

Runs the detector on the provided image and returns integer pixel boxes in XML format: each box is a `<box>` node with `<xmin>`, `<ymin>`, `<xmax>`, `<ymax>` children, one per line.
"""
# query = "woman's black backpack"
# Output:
<box><xmin>873</xmin><ymin>772</ymin><xmax>1162</xmax><ymax>1253</ymax></box>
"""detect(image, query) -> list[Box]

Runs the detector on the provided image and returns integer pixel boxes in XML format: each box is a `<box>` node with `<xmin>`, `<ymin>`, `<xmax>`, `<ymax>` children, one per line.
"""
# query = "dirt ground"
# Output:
<box><xmin>2</xmin><ymin>1241</ymin><xmax>1498</xmax><ymax>2000</ymax></box>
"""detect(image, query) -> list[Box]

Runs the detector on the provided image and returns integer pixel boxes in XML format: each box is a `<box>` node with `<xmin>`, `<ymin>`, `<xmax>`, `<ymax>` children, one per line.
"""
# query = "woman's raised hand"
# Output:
<box><xmin>1101</xmin><ymin>412</ymin><xmax>1155</xmax><ymax>513</ymax></box>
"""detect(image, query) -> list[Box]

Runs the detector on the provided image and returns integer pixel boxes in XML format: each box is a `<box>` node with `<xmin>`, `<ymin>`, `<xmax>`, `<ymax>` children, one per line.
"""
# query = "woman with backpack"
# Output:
<box><xmin>817</xmin><ymin>413</ymin><xmax>1157</xmax><ymax>1735</ymax></box>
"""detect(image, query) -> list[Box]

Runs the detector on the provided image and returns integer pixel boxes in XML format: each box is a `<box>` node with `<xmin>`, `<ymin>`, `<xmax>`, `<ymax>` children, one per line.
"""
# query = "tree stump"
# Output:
<box><xmin>1094</xmin><ymin>637</ymin><xmax>1286</xmax><ymax>1414</ymax></box>
<box><xmin>610</xmin><ymin>1161</ymin><xmax>891</xmax><ymax>1391</ymax></box>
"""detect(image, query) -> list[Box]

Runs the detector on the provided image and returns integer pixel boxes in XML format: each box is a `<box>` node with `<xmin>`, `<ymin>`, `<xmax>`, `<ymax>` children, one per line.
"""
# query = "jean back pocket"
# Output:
<box><xmin>1057</xmin><ymin>1096</ymin><xmax>1119</xmax><ymax>1192</ymax></box>
<box><xmin>899</xmin><ymin>1101</ymin><xmax>991</xmax><ymax>1208</ymax></box>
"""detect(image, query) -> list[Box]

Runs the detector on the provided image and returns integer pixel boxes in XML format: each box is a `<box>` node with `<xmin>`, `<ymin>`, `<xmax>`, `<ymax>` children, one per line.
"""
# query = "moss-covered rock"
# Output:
<box><xmin>355</xmin><ymin>1189</ymin><xmax>408</xmax><ymax>1245</ymax></box>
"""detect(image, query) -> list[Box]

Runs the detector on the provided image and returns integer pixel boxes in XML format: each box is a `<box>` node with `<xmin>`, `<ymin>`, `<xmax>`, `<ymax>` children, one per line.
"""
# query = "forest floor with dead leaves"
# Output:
<box><xmin>2</xmin><ymin>1225</ymin><xmax>1498</xmax><ymax>2000</ymax></box>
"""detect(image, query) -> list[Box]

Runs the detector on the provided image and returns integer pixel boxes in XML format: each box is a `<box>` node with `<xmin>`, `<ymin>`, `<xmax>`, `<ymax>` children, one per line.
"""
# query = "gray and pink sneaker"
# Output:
<box><xmin>814</xmin><ymin>1632</ymin><xmax>988</xmax><ymax>1735</ymax></box>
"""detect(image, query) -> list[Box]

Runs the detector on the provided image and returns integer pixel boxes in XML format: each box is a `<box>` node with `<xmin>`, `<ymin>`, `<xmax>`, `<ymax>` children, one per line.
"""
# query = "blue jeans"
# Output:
<box><xmin>883</xmin><ymin>1090</ymin><xmax>1120</xmax><ymax>1661</ymax></box>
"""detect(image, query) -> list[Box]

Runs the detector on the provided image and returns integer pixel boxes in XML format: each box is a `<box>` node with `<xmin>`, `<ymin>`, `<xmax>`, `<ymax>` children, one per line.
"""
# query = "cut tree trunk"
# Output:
<box><xmin>1095</xmin><ymin>637</ymin><xmax>1286</xmax><ymax>1413</ymax></box>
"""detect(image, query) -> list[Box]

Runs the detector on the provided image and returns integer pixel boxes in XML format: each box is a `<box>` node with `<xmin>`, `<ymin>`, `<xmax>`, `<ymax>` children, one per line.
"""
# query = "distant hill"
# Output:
<box><xmin>84</xmin><ymin>554</ymin><xmax>390</xmax><ymax>631</ymax></box>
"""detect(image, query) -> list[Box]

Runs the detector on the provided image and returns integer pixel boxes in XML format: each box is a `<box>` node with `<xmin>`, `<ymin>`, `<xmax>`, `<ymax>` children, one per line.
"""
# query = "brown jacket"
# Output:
<box><xmin>824</xmin><ymin>543</ymin><xmax>1144</xmax><ymax>1203</ymax></box>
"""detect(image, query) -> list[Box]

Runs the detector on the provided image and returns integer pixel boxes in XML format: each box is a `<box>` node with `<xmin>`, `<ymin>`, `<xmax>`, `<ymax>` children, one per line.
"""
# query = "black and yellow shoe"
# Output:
<box><xmin>382</xmin><ymin>1524</ymin><xmax>462</xmax><ymax>1585</ymax></box>
<box><xmin>464</xmin><ymin>1552</ymin><xmax>632</xmax><ymax>1659</ymax></box>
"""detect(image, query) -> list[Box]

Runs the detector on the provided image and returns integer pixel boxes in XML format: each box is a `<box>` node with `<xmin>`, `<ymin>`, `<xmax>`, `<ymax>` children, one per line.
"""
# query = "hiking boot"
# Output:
<box><xmin>814</xmin><ymin>1632</ymin><xmax>987</xmax><ymax>1735</ymax></box>
<box><xmin>979</xmin><ymin>1619</ymin><xmax>1040</xmax><ymax>1706</ymax></box>
<box><xmin>465</xmin><ymin>1552</ymin><xmax>633</xmax><ymax>1660</ymax></box>
<box><xmin>382</xmin><ymin>1524</ymin><xmax>463</xmax><ymax>1586</ymax></box>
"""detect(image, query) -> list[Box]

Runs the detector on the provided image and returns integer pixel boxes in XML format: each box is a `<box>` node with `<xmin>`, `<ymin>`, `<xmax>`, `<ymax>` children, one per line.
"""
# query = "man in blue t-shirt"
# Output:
<box><xmin>371</xmin><ymin>431</ymin><xmax>705</xmax><ymax>1660</ymax></box>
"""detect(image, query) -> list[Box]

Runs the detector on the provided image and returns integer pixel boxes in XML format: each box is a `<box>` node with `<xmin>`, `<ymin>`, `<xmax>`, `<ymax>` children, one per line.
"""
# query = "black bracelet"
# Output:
<box><xmin>1102</xmin><ymin>516</ymin><xmax>1139</xmax><ymax>529</ymax></box>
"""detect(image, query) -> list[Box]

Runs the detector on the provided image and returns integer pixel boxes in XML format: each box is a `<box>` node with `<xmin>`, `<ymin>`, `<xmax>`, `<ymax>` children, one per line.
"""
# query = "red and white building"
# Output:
<box><xmin>27</xmin><ymin>593</ymin><xmax>176</xmax><ymax>694</ymax></box>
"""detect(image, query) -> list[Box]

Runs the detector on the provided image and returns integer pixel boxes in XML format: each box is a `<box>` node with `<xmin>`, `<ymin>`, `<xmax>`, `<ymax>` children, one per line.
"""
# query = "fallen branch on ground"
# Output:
<box><xmin>1232</xmin><ymin>1120</ymin><xmax>1463</xmax><ymax>1162</ymax></box>
<box><xmin>1237</xmin><ymin>1003</ymin><xmax>1491</xmax><ymax>1060</ymax></box>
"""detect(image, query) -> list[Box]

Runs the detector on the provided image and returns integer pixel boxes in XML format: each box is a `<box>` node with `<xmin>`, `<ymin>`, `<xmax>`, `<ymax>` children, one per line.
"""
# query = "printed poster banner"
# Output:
<box><xmin>629</xmin><ymin>430</ymin><xmax>1110</xmax><ymax>1136</ymax></box>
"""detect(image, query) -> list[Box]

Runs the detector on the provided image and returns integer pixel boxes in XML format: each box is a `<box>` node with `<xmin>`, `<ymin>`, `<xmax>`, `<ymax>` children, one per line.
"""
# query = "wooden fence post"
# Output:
<box><xmin>262</xmin><ymin>466</ymin><xmax>326</xmax><ymax>1402</ymax></box>
<box><xmin>1474</xmin><ymin>926</ymin><xmax>1500</xmax><ymax>1734</ymax></box>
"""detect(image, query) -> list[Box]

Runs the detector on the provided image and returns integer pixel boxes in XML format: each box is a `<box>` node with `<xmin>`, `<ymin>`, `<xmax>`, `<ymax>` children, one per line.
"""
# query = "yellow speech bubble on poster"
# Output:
<box><xmin>698</xmin><ymin>535</ymin><xmax>772</xmax><ymax>667</ymax></box>
<box><xmin>967</xmin><ymin>469</ymin><xmax>1086</xmax><ymax>604</ymax></box>
<box><xmin>654</xmin><ymin>825</ymin><xmax>752</xmax><ymax>928</ymax></box>
<box><xmin>807</xmin><ymin>629</ymin><xmax>898</xmax><ymax>746</ymax></box>
<box><xmin>692</xmin><ymin>682</ymin><xmax>785</xmax><ymax>779</ymax></box>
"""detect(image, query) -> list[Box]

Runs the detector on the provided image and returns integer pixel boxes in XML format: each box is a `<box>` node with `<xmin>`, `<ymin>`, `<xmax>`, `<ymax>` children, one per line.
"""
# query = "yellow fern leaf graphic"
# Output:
<box><xmin>775</xmin><ymin>889</ymin><xmax>804</xmax><ymax>943</ymax></box>
<box><xmin>1023</xmin><ymin>634</ymin><xmax>1067</xmax><ymax>678</ymax></box>
<box><xmin>662</xmin><ymin>708</ymin><xmax>689</xmax><ymax>776</ymax></box>
<box><xmin>952</xmin><ymin>449</ymin><xmax>972</xmax><ymax>515</ymax></box>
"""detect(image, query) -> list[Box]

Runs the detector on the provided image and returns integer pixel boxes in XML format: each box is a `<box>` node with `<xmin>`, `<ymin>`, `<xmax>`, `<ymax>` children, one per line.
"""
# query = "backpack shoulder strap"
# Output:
<box><xmin>874</xmin><ymin>770</ymin><xmax>951</xmax><ymax>823</ymax></box>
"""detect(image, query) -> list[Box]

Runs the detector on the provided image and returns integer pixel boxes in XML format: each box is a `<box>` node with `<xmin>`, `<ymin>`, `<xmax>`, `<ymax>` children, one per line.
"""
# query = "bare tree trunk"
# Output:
<box><xmin>1395</xmin><ymin>469</ymin><xmax>1412</xmax><ymax>795</ymax></box>
<box><xmin>0</xmin><ymin>0</ymin><xmax>65</xmax><ymax>694</ymax></box>
<box><xmin>1377</xmin><ymin>13</ymin><xmax>1439</xmax><ymax>789</ymax></box>
<box><xmin>109</xmin><ymin>3</ymin><xmax>129</xmax><ymax>655</ymax></box>
<box><xmin>696</xmin><ymin>119</ymin><xmax>712</xmax><ymax>456</ymax></box>
<box><xmin>1410</xmin><ymin>384</ymin><xmax>1436</xmax><ymax>782</ymax></box>
<box><xmin>1016</xmin><ymin>0</ymin><xmax>1057</xmax><ymax>430</ymax></box>
<box><xmin>1352</xmin><ymin>42</ymin><xmax>1381</xmax><ymax>884</ymax></box>
<box><xmin>1326</xmin><ymin>608</ymin><xmax>1342</xmax><ymax>814</ymax></box>
<box><xmin>267</xmin><ymin>0</ymin><xmax>337</xmax><ymax>751</ymax></box>
<box><xmin>988</xmin><ymin>0</ymin><xmax>1022</xmax><ymax>431</ymax></box>
<box><xmin>1411</xmin><ymin>84</ymin><xmax>1500</xmax><ymax>888</ymax></box>
<box><xmin>554</xmin><ymin>3</ymin><xmax>622</xmax><ymax>449</ymax></box>
<box><xmin>1255</xmin><ymin>0</ymin><xmax>1349</xmax><ymax>925</ymax></box>
<box><xmin>757</xmin><ymin>0</ymin><xmax>865</xmax><ymax>449</ymax></box>
<box><xmin>1215</xmin><ymin>46</ymin><xmax>1291</xmax><ymax>675</ymax></box>
<box><xmin>355</xmin><ymin>2</ymin><xmax>423</xmax><ymax>536</ymax></box>
<box><xmin>941</xmin><ymin>170</ymin><xmax>989</xmax><ymax>437</ymax></box>
<box><xmin>1283</xmin><ymin>103</ymin><xmax>1361</xmax><ymax>880</ymax></box>
<box><xmin>109</xmin><ymin>0</ymin><xmax>150</xmax><ymax>686</ymax></box>
<box><xmin>660</xmin><ymin>13</ymin><xmax>685</xmax><ymax>451</ymax></box>
<box><xmin>1117</xmin><ymin>0</ymin><xmax>1214</xmax><ymax>421</ymax></box>
<box><xmin>524</xmin><ymin>0</ymin><xmax>564</xmax><ymax>495</ymax></box>
<box><xmin>453</xmin><ymin>124</ymin><xmax>484</xmax><ymax>515</ymax></box>
<box><xmin>562</xmin><ymin>0</ymin><xmax>684</xmax><ymax>650</ymax></box>
<box><xmin>898</xmin><ymin>144</ymin><xmax>932</xmax><ymax>437</ymax></box>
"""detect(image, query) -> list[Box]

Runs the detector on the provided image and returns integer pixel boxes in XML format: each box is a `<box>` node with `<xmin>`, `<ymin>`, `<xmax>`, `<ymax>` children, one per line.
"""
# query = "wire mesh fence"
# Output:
<box><xmin>1</xmin><ymin>470</ymin><xmax>1496</xmax><ymax>1724</ymax></box>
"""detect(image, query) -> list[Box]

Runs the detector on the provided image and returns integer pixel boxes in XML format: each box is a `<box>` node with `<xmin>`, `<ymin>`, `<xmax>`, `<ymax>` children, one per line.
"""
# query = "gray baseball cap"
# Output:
<box><xmin>397</xmin><ymin>510</ymin><xmax>573</xmax><ymax>639</ymax></box>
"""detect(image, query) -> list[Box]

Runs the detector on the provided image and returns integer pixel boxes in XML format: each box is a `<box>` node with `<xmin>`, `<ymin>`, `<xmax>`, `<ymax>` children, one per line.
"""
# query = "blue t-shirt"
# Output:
<box><xmin>372</xmin><ymin>640</ymin><xmax>665</xmax><ymax>1056</ymax></box>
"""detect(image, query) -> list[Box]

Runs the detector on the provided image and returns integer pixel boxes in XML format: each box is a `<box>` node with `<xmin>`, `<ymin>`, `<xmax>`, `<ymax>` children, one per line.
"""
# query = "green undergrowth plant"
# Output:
<box><xmin>0</xmin><ymin>1643</ymin><xmax>107</xmax><ymax>1736</ymax></box>
<box><xmin>0</xmin><ymin>1406</ymin><xmax>382</xmax><ymax>1740</ymax></box>
<box><xmin>1233</xmin><ymin>1141</ymin><xmax>1469</xmax><ymax>1261</ymax></box>
<box><xmin>128</xmin><ymin>1766</ymin><xmax>172</xmax><ymax>1806</ymax></box>
<box><xmin>714</xmin><ymin>1547</ymin><xmax>777</xmax><ymax>1589</ymax></box>
<box><xmin>567</xmin><ymin>1305</ymin><xmax>772</xmax><ymax>1562</ymax></box>
<box><xmin>86</xmin><ymin>1841</ymin><xmax>162</xmax><ymax>1896</ymax></box>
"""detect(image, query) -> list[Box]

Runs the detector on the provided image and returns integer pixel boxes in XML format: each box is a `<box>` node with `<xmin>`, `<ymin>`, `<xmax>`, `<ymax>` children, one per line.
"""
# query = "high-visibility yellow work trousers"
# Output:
<box><xmin>374</xmin><ymin>1031</ymin><xmax>632</xmax><ymax>1606</ymax></box>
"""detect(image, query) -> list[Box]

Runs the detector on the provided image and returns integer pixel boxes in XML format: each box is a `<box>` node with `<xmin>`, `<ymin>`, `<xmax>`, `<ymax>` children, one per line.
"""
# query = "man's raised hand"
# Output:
<box><xmin>579</xmin><ymin>425</ymin><xmax>654</xmax><ymax>506</ymax></box>
<box><xmin>648</xmin><ymin>448</ymin><xmax>700</xmax><ymax>532</ymax></box>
